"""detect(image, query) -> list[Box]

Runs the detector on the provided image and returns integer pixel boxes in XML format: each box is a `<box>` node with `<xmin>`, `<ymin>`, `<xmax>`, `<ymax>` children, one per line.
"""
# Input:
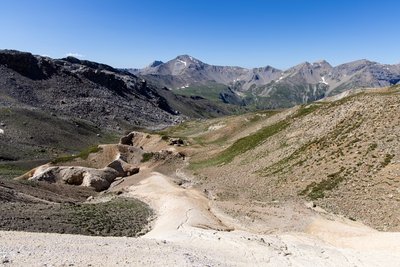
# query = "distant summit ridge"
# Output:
<box><xmin>130</xmin><ymin>55</ymin><xmax>400</xmax><ymax>108</ymax></box>
<box><xmin>148</xmin><ymin>60</ymin><xmax>163</xmax><ymax>68</ymax></box>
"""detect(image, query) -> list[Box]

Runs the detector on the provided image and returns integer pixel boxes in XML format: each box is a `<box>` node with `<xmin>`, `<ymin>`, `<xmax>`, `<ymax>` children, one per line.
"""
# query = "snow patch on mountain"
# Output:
<box><xmin>177</xmin><ymin>59</ymin><xmax>187</xmax><ymax>66</ymax></box>
<box><xmin>320</xmin><ymin>76</ymin><xmax>328</xmax><ymax>85</ymax></box>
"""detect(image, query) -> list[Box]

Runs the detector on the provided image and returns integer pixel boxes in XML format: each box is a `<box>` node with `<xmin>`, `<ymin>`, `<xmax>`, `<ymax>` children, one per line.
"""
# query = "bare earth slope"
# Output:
<box><xmin>2</xmin><ymin>172</ymin><xmax>400</xmax><ymax>266</ymax></box>
<box><xmin>167</xmin><ymin>86</ymin><xmax>400</xmax><ymax>232</ymax></box>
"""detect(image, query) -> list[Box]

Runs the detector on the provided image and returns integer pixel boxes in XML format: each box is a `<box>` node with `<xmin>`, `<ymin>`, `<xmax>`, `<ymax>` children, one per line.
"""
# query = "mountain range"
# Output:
<box><xmin>1</xmin><ymin>49</ymin><xmax>399</xmax><ymax>161</ymax></box>
<box><xmin>0</xmin><ymin>50</ymin><xmax>239</xmax><ymax>128</ymax></box>
<box><xmin>130</xmin><ymin>55</ymin><xmax>400</xmax><ymax>108</ymax></box>
<box><xmin>0</xmin><ymin>50</ymin><xmax>239</xmax><ymax>161</ymax></box>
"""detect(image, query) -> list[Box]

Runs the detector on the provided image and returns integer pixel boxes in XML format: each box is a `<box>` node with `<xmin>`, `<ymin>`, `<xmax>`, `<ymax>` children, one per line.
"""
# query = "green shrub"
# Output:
<box><xmin>381</xmin><ymin>154</ymin><xmax>394</xmax><ymax>167</ymax></box>
<box><xmin>141</xmin><ymin>152</ymin><xmax>154</xmax><ymax>162</ymax></box>
<box><xmin>292</xmin><ymin>104</ymin><xmax>322</xmax><ymax>118</ymax></box>
<box><xmin>299</xmin><ymin>168</ymin><xmax>345</xmax><ymax>200</ymax></box>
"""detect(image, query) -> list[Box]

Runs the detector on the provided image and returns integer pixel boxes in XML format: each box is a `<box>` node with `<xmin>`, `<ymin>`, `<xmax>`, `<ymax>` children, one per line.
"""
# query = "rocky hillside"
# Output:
<box><xmin>0</xmin><ymin>51</ymin><xmax>173</xmax><ymax>129</ymax></box>
<box><xmin>162</xmin><ymin>86</ymin><xmax>400</xmax><ymax>231</ymax></box>
<box><xmin>132</xmin><ymin>55</ymin><xmax>400</xmax><ymax>108</ymax></box>
<box><xmin>0</xmin><ymin>50</ymin><xmax>240</xmax><ymax>129</ymax></box>
<box><xmin>0</xmin><ymin>50</ymin><xmax>242</xmax><ymax>163</ymax></box>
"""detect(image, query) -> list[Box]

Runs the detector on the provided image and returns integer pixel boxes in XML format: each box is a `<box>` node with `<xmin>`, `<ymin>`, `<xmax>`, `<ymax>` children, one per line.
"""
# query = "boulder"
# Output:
<box><xmin>119</xmin><ymin>132</ymin><xmax>135</xmax><ymax>146</ymax></box>
<box><xmin>119</xmin><ymin>131</ymin><xmax>147</xmax><ymax>147</ymax></box>
<box><xmin>124</xmin><ymin>165</ymin><xmax>140</xmax><ymax>176</ymax></box>
<box><xmin>107</xmin><ymin>159</ymin><xmax>126</xmax><ymax>176</ymax></box>
<box><xmin>169</xmin><ymin>138</ymin><xmax>184</xmax><ymax>146</ymax></box>
<box><xmin>58</xmin><ymin>167</ymin><xmax>86</xmax><ymax>185</ymax></box>
<box><xmin>81</xmin><ymin>170</ymin><xmax>111</xmax><ymax>191</ymax></box>
<box><xmin>31</xmin><ymin>166</ymin><xmax>60</xmax><ymax>183</ymax></box>
<box><xmin>107</xmin><ymin>159</ymin><xmax>140</xmax><ymax>177</ymax></box>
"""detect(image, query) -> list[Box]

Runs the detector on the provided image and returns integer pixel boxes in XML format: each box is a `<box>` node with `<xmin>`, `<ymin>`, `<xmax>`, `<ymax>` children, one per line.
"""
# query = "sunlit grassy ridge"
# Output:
<box><xmin>189</xmin><ymin>103</ymin><xmax>326</xmax><ymax>169</ymax></box>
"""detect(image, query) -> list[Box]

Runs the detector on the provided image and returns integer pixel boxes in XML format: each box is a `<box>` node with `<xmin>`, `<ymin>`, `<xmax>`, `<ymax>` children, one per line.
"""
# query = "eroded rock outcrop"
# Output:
<box><xmin>119</xmin><ymin>131</ymin><xmax>147</xmax><ymax>147</ymax></box>
<box><xmin>23</xmin><ymin>166</ymin><xmax>120</xmax><ymax>191</ymax></box>
<box><xmin>17</xmin><ymin>156</ymin><xmax>140</xmax><ymax>192</ymax></box>
<box><xmin>168</xmin><ymin>138</ymin><xmax>185</xmax><ymax>146</ymax></box>
<box><xmin>15</xmin><ymin>131</ymin><xmax>187</xmax><ymax>192</ymax></box>
<box><xmin>119</xmin><ymin>132</ymin><xmax>136</xmax><ymax>146</ymax></box>
<box><xmin>107</xmin><ymin>159</ymin><xmax>140</xmax><ymax>177</ymax></box>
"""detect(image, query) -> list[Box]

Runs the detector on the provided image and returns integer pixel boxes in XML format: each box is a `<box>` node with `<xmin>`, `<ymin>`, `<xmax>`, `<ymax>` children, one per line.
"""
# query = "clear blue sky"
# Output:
<box><xmin>1</xmin><ymin>0</ymin><xmax>399</xmax><ymax>69</ymax></box>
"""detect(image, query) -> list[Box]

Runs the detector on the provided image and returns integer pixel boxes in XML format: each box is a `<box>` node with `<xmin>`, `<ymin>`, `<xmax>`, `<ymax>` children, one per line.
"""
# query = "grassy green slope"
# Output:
<box><xmin>172</xmin><ymin>83</ymin><xmax>228</xmax><ymax>102</ymax></box>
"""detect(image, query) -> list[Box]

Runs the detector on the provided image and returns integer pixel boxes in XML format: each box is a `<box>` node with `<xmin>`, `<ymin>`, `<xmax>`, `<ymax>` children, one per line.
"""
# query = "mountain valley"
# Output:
<box><xmin>1</xmin><ymin>50</ymin><xmax>400</xmax><ymax>266</ymax></box>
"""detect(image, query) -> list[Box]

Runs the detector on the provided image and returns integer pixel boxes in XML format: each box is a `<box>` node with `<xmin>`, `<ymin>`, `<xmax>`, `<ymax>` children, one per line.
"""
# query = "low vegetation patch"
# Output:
<box><xmin>381</xmin><ymin>153</ymin><xmax>394</xmax><ymax>168</ymax></box>
<box><xmin>299</xmin><ymin>167</ymin><xmax>345</xmax><ymax>200</ymax></box>
<box><xmin>160</xmin><ymin>134</ymin><xmax>170</xmax><ymax>141</ymax></box>
<box><xmin>51</xmin><ymin>146</ymin><xmax>103</xmax><ymax>164</ymax></box>
<box><xmin>0</xmin><ymin>164</ymin><xmax>30</xmax><ymax>179</ymax></box>
<box><xmin>259</xmin><ymin>139</ymin><xmax>319</xmax><ymax>176</ymax></box>
<box><xmin>68</xmin><ymin>198</ymin><xmax>152</xmax><ymax>236</ymax></box>
<box><xmin>367</xmin><ymin>142</ymin><xmax>378</xmax><ymax>153</ymax></box>
<box><xmin>0</xmin><ymin>197</ymin><xmax>152</xmax><ymax>237</ymax></box>
<box><xmin>172</xmin><ymin>83</ymin><xmax>229</xmax><ymax>102</ymax></box>
<box><xmin>141</xmin><ymin>152</ymin><xmax>154</xmax><ymax>162</ymax></box>
<box><xmin>292</xmin><ymin>104</ymin><xmax>324</xmax><ymax>119</ymax></box>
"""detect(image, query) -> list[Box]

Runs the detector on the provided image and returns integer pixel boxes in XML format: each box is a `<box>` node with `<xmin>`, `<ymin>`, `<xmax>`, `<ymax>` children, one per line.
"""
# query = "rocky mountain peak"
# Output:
<box><xmin>132</xmin><ymin>54</ymin><xmax>400</xmax><ymax>109</ymax></box>
<box><xmin>174</xmin><ymin>55</ymin><xmax>203</xmax><ymax>65</ymax></box>
<box><xmin>148</xmin><ymin>60</ymin><xmax>163</xmax><ymax>68</ymax></box>
<box><xmin>312</xmin><ymin>60</ymin><xmax>332</xmax><ymax>69</ymax></box>
<box><xmin>254</xmin><ymin>65</ymin><xmax>281</xmax><ymax>72</ymax></box>
<box><xmin>0</xmin><ymin>49</ymin><xmax>58</xmax><ymax>80</ymax></box>
<box><xmin>333</xmin><ymin>59</ymin><xmax>377</xmax><ymax>75</ymax></box>
<box><xmin>286</xmin><ymin>62</ymin><xmax>313</xmax><ymax>74</ymax></box>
